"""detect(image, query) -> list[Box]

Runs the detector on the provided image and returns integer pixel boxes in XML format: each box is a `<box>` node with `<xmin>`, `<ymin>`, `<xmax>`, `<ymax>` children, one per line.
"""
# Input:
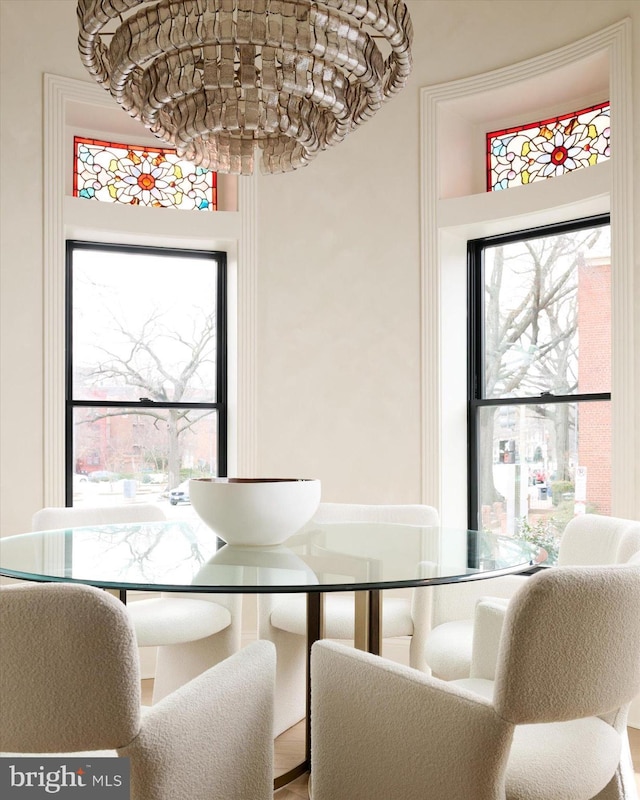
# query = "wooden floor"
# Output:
<box><xmin>142</xmin><ymin>641</ymin><xmax>640</xmax><ymax>800</ymax></box>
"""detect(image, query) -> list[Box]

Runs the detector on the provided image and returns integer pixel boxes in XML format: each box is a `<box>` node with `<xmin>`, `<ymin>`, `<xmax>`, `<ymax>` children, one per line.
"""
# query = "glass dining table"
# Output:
<box><xmin>0</xmin><ymin>517</ymin><xmax>543</xmax><ymax>788</ymax></box>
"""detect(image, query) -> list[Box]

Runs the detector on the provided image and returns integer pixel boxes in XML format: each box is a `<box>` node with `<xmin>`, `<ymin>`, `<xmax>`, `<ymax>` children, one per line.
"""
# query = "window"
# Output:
<box><xmin>487</xmin><ymin>101</ymin><xmax>610</xmax><ymax>191</ymax></box>
<box><xmin>468</xmin><ymin>216</ymin><xmax>611</xmax><ymax>560</ymax></box>
<box><xmin>73</xmin><ymin>136</ymin><xmax>217</xmax><ymax>210</ymax></box>
<box><xmin>66</xmin><ymin>241</ymin><xmax>227</xmax><ymax>507</ymax></box>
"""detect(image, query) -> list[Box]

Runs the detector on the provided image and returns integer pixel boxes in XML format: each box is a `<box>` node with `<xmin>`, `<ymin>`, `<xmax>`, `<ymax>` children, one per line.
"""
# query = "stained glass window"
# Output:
<box><xmin>486</xmin><ymin>102</ymin><xmax>610</xmax><ymax>192</ymax></box>
<box><xmin>73</xmin><ymin>136</ymin><xmax>217</xmax><ymax>210</ymax></box>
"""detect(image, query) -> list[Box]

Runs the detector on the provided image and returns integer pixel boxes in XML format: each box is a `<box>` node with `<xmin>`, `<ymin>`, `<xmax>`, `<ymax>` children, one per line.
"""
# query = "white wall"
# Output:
<box><xmin>1</xmin><ymin>0</ymin><xmax>639</xmax><ymax>535</ymax></box>
<box><xmin>255</xmin><ymin>0</ymin><xmax>640</xmax><ymax>511</ymax></box>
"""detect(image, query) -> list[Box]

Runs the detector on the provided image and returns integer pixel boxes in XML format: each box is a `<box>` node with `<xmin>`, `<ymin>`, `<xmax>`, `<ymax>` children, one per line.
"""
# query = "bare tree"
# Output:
<box><xmin>89</xmin><ymin>309</ymin><xmax>216</xmax><ymax>487</ymax></box>
<box><xmin>479</xmin><ymin>227</ymin><xmax>602</xmax><ymax>507</ymax></box>
<box><xmin>74</xmin><ymin>271</ymin><xmax>218</xmax><ymax>491</ymax></box>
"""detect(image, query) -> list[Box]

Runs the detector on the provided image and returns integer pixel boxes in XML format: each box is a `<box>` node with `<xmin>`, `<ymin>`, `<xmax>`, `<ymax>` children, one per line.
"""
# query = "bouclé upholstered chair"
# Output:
<box><xmin>423</xmin><ymin>514</ymin><xmax>640</xmax><ymax>681</ymax></box>
<box><xmin>31</xmin><ymin>504</ymin><xmax>242</xmax><ymax>702</ymax></box>
<box><xmin>258</xmin><ymin>502</ymin><xmax>439</xmax><ymax>735</ymax></box>
<box><xmin>0</xmin><ymin>582</ymin><xmax>275</xmax><ymax>800</ymax></box>
<box><xmin>311</xmin><ymin>561</ymin><xmax>640</xmax><ymax>800</ymax></box>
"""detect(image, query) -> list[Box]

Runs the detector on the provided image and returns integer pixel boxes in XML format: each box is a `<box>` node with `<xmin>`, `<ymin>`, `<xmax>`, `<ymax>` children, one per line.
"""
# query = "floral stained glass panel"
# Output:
<box><xmin>73</xmin><ymin>137</ymin><xmax>217</xmax><ymax>210</ymax></box>
<box><xmin>486</xmin><ymin>102</ymin><xmax>610</xmax><ymax>192</ymax></box>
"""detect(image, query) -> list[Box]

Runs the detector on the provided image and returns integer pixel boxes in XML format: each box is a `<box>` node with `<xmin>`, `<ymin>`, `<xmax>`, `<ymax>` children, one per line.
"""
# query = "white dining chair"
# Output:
<box><xmin>311</xmin><ymin>561</ymin><xmax>640</xmax><ymax>800</ymax></box>
<box><xmin>31</xmin><ymin>504</ymin><xmax>242</xmax><ymax>703</ymax></box>
<box><xmin>422</xmin><ymin>513</ymin><xmax>640</xmax><ymax>681</ymax></box>
<box><xmin>258</xmin><ymin>502</ymin><xmax>439</xmax><ymax>736</ymax></box>
<box><xmin>0</xmin><ymin>581</ymin><xmax>275</xmax><ymax>800</ymax></box>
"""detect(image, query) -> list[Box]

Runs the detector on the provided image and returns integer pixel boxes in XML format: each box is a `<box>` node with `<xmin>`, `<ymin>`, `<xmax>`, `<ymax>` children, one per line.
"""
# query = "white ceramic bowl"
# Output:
<box><xmin>189</xmin><ymin>477</ymin><xmax>321</xmax><ymax>546</ymax></box>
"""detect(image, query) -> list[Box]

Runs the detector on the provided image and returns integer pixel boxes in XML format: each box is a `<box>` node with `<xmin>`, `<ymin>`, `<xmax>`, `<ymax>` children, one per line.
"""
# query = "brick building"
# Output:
<box><xmin>576</xmin><ymin>255</ymin><xmax>611</xmax><ymax>515</ymax></box>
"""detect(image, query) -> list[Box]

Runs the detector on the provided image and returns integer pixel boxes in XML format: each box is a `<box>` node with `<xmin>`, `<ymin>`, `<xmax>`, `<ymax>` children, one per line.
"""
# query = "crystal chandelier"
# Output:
<box><xmin>77</xmin><ymin>0</ymin><xmax>413</xmax><ymax>175</ymax></box>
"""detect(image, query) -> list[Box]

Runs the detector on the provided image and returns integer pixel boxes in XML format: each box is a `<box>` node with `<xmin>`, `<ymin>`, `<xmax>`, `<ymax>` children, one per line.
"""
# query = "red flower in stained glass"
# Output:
<box><xmin>551</xmin><ymin>146</ymin><xmax>568</xmax><ymax>165</ymax></box>
<box><xmin>137</xmin><ymin>173</ymin><xmax>156</xmax><ymax>190</ymax></box>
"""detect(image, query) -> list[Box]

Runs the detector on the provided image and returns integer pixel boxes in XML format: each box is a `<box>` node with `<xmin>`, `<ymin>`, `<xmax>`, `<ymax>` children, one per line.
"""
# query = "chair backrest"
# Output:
<box><xmin>0</xmin><ymin>582</ymin><xmax>141</xmax><ymax>753</ymax></box>
<box><xmin>313</xmin><ymin>502</ymin><xmax>439</xmax><ymax>526</ymax></box>
<box><xmin>493</xmin><ymin>563</ymin><xmax>640</xmax><ymax>725</ymax></box>
<box><xmin>432</xmin><ymin>514</ymin><xmax>640</xmax><ymax>629</ymax></box>
<box><xmin>557</xmin><ymin>514</ymin><xmax>640</xmax><ymax>566</ymax></box>
<box><xmin>32</xmin><ymin>503</ymin><xmax>167</xmax><ymax>531</ymax></box>
<box><xmin>430</xmin><ymin>573</ymin><xmax>527</xmax><ymax>627</ymax></box>
<box><xmin>302</xmin><ymin>503</ymin><xmax>440</xmax><ymax>607</ymax></box>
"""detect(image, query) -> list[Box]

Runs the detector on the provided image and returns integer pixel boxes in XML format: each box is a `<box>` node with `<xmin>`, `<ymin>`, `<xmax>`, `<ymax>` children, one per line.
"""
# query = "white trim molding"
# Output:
<box><xmin>43</xmin><ymin>74</ymin><xmax>258</xmax><ymax>504</ymax></box>
<box><xmin>420</xmin><ymin>19</ymin><xmax>636</xmax><ymax>522</ymax></box>
<box><xmin>237</xmin><ymin>174</ymin><xmax>259</xmax><ymax>477</ymax></box>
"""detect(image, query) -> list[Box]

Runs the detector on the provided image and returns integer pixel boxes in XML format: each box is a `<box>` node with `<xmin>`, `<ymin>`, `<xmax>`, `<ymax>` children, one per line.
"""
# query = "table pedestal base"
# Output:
<box><xmin>274</xmin><ymin>589</ymin><xmax>382</xmax><ymax>790</ymax></box>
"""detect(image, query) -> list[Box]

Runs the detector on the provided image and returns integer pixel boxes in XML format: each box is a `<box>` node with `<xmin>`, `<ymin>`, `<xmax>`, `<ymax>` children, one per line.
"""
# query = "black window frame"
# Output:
<box><xmin>65</xmin><ymin>240</ymin><xmax>227</xmax><ymax>506</ymax></box>
<box><xmin>467</xmin><ymin>213</ymin><xmax>611</xmax><ymax>530</ymax></box>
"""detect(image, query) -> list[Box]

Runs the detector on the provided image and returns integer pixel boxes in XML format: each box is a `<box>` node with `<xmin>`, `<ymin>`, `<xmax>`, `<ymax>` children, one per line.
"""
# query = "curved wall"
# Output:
<box><xmin>1</xmin><ymin>1</ymin><xmax>639</xmax><ymax>536</ymax></box>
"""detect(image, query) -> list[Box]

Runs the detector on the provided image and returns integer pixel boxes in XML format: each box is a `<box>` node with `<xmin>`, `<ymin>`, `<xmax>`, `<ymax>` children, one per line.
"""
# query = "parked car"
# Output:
<box><xmin>169</xmin><ymin>480</ymin><xmax>191</xmax><ymax>505</ymax></box>
<box><xmin>88</xmin><ymin>470</ymin><xmax>121</xmax><ymax>482</ymax></box>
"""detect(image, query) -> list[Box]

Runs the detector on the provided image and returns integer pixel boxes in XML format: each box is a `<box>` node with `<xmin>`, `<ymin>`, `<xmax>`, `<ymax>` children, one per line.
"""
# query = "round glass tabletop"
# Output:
<box><xmin>0</xmin><ymin>519</ymin><xmax>543</xmax><ymax>593</ymax></box>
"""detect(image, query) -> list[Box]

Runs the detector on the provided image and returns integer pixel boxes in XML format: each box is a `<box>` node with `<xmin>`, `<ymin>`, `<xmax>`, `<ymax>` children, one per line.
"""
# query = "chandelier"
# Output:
<box><xmin>77</xmin><ymin>0</ymin><xmax>413</xmax><ymax>175</ymax></box>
